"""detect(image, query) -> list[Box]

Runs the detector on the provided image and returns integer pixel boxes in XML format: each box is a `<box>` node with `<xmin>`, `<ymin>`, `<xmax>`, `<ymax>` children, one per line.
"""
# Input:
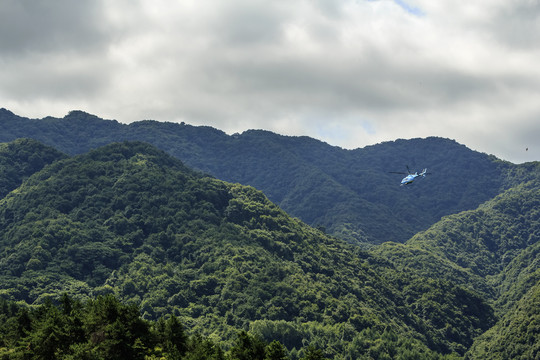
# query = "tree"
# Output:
<box><xmin>228</xmin><ymin>331</ymin><xmax>266</xmax><ymax>360</ymax></box>
<box><xmin>25</xmin><ymin>300</ymin><xmax>71</xmax><ymax>360</ymax></box>
<box><xmin>184</xmin><ymin>334</ymin><xmax>225</xmax><ymax>360</ymax></box>
<box><xmin>83</xmin><ymin>295</ymin><xmax>150</xmax><ymax>360</ymax></box>
<box><xmin>163</xmin><ymin>315</ymin><xmax>187</xmax><ymax>359</ymax></box>
<box><xmin>265</xmin><ymin>340</ymin><xmax>289</xmax><ymax>360</ymax></box>
<box><xmin>301</xmin><ymin>346</ymin><xmax>325</xmax><ymax>360</ymax></box>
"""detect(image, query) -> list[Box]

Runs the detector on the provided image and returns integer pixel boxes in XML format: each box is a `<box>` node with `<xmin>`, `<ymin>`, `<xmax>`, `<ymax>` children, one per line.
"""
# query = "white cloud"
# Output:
<box><xmin>1</xmin><ymin>0</ymin><xmax>539</xmax><ymax>163</ymax></box>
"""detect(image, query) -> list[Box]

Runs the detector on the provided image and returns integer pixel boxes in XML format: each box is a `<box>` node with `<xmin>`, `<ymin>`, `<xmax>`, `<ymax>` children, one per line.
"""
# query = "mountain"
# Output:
<box><xmin>467</xmin><ymin>280</ymin><xmax>539</xmax><ymax>359</ymax></box>
<box><xmin>406</xmin><ymin>177</ymin><xmax>540</xmax><ymax>280</ymax></box>
<box><xmin>0</xmin><ymin>109</ymin><xmax>523</xmax><ymax>244</ymax></box>
<box><xmin>0</xmin><ymin>138</ymin><xmax>67</xmax><ymax>199</ymax></box>
<box><xmin>374</xmin><ymin>166</ymin><xmax>540</xmax><ymax>359</ymax></box>
<box><xmin>0</xmin><ymin>140</ymin><xmax>500</xmax><ymax>358</ymax></box>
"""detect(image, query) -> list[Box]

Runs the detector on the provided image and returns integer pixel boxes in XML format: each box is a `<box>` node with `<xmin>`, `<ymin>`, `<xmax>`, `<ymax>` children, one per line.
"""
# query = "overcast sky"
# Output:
<box><xmin>1</xmin><ymin>0</ymin><xmax>539</xmax><ymax>163</ymax></box>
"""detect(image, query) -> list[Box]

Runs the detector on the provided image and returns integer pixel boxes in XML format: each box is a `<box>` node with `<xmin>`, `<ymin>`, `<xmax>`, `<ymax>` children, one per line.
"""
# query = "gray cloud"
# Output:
<box><xmin>0</xmin><ymin>0</ymin><xmax>109</xmax><ymax>55</ymax></box>
<box><xmin>1</xmin><ymin>0</ymin><xmax>539</xmax><ymax>163</ymax></box>
<box><xmin>489</xmin><ymin>1</ymin><xmax>540</xmax><ymax>50</ymax></box>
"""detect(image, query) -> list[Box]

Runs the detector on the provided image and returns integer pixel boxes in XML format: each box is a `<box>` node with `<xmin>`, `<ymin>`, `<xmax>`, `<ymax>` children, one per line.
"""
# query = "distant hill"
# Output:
<box><xmin>0</xmin><ymin>108</ymin><xmax>525</xmax><ymax>244</ymax></box>
<box><xmin>0</xmin><ymin>140</ymin><xmax>501</xmax><ymax>358</ymax></box>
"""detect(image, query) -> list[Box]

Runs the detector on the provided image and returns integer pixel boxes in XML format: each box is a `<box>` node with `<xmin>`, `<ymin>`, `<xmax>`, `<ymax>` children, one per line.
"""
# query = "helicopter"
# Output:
<box><xmin>390</xmin><ymin>166</ymin><xmax>430</xmax><ymax>186</ymax></box>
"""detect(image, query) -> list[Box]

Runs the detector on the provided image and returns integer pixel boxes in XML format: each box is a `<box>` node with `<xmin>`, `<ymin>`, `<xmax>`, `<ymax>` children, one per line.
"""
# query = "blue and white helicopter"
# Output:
<box><xmin>390</xmin><ymin>166</ymin><xmax>429</xmax><ymax>186</ymax></box>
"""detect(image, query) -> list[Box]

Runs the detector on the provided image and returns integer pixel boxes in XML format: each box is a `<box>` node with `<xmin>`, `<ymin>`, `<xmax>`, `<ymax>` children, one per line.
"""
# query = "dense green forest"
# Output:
<box><xmin>0</xmin><ymin>129</ymin><xmax>538</xmax><ymax>358</ymax></box>
<box><xmin>0</xmin><ymin>294</ymin><xmax>290</xmax><ymax>360</ymax></box>
<box><xmin>374</xmin><ymin>171</ymin><xmax>540</xmax><ymax>359</ymax></box>
<box><xmin>1</xmin><ymin>140</ymin><xmax>523</xmax><ymax>358</ymax></box>
<box><xmin>0</xmin><ymin>138</ymin><xmax>67</xmax><ymax>199</ymax></box>
<box><xmin>0</xmin><ymin>109</ymin><xmax>523</xmax><ymax>244</ymax></box>
<box><xmin>467</xmin><ymin>281</ymin><xmax>539</xmax><ymax>359</ymax></box>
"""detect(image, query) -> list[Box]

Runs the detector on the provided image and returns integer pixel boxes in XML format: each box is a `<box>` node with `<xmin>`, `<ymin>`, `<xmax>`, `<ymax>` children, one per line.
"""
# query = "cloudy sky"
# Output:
<box><xmin>1</xmin><ymin>0</ymin><xmax>539</xmax><ymax>163</ymax></box>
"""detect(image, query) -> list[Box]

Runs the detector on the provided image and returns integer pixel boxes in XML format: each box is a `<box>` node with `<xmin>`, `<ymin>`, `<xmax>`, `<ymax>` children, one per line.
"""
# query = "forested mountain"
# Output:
<box><xmin>0</xmin><ymin>138</ymin><xmax>67</xmax><ymax>199</ymax></box>
<box><xmin>0</xmin><ymin>140</ymin><xmax>505</xmax><ymax>359</ymax></box>
<box><xmin>468</xmin><ymin>281</ymin><xmax>539</xmax><ymax>359</ymax></box>
<box><xmin>1</xmin><ymin>108</ymin><xmax>538</xmax><ymax>358</ymax></box>
<box><xmin>0</xmin><ymin>109</ymin><xmax>522</xmax><ymax>244</ymax></box>
<box><xmin>374</xmin><ymin>167</ymin><xmax>540</xmax><ymax>359</ymax></box>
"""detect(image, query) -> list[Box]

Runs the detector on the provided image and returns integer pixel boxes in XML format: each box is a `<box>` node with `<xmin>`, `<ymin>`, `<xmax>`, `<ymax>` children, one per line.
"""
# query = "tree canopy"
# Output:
<box><xmin>0</xmin><ymin>109</ymin><xmax>525</xmax><ymax>244</ymax></box>
<box><xmin>0</xmin><ymin>137</ymin><xmax>538</xmax><ymax>359</ymax></box>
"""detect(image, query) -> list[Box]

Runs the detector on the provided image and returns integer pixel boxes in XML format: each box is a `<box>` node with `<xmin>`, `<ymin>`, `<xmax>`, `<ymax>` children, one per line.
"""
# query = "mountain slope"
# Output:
<box><xmin>0</xmin><ymin>140</ymin><xmax>495</xmax><ymax>358</ymax></box>
<box><xmin>373</xmin><ymin>171</ymin><xmax>540</xmax><ymax>359</ymax></box>
<box><xmin>467</xmin><ymin>280</ymin><xmax>539</xmax><ymax>360</ymax></box>
<box><xmin>406</xmin><ymin>177</ymin><xmax>540</xmax><ymax>280</ymax></box>
<box><xmin>0</xmin><ymin>138</ymin><xmax>67</xmax><ymax>199</ymax></box>
<box><xmin>0</xmin><ymin>109</ymin><xmax>520</xmax><ymax>244</ymax></box>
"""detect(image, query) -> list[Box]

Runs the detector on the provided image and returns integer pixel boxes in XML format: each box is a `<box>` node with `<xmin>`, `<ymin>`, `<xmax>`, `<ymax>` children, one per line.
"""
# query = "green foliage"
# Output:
<box><xmin>0</xmin><ymin>109</ymin><xmax>525</xmax><ymax>244</ymax></box>
<box><xmin>375</xmin><ymin>176</ymin><xmax>540</xmax><ymax>359</ymax></box>
<box><xmin>0</xmin><ymin>294</ymin><xmax>224</xmax><ymax>360</ymax></box>
<box><xmin>301</xmin><ymin>346</ymin><xmax>325</xmax><ymax>360</ymax></box>
<box><xmin>162</xmin><ymin>315</ymin><xmax>188</xmax><ymax>357</ymax></box>
<box><xmin>265</xmin><ymin>340</ymin><xmax>289</xmax><ymax>360</ymax></box>
<box><xmin>228</xmin><ymin>331</ymin><xmax>267</xmax><ymax>360</ymax></box>
<box><xmin>0</xmin><ymin>138</ymin><xmax>66</xmax><ymax>199</ymax></box>
<box><xmin>467</xmin><ymin>281</ymin><xmax>540</xmax><ymax>359</ymax></box>
<box><xmin>0</xmin><ymin>138</ymin><xmax>538</xmax><ymax>359</ymax></box>
<box><xmin>407</xmin><ymin>179</ymin><xmax>540</xmax><ymax>278</ymax></box>
<box><xmin>183</xmin><ymin>334</ymin><xmax>226</xmax><ymax>360</ymax></box>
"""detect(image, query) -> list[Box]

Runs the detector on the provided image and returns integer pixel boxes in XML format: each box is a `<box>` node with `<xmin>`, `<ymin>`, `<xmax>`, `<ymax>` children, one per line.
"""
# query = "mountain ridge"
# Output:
<box><xmin>0</xmin><ymin>109</ymin><xmax>526</xmax><ymax>245</ymax></box>
<box><xmin>0</xmin><ymin>139</ymin><xmax>506</xmax><ymax>358</ymax></box>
